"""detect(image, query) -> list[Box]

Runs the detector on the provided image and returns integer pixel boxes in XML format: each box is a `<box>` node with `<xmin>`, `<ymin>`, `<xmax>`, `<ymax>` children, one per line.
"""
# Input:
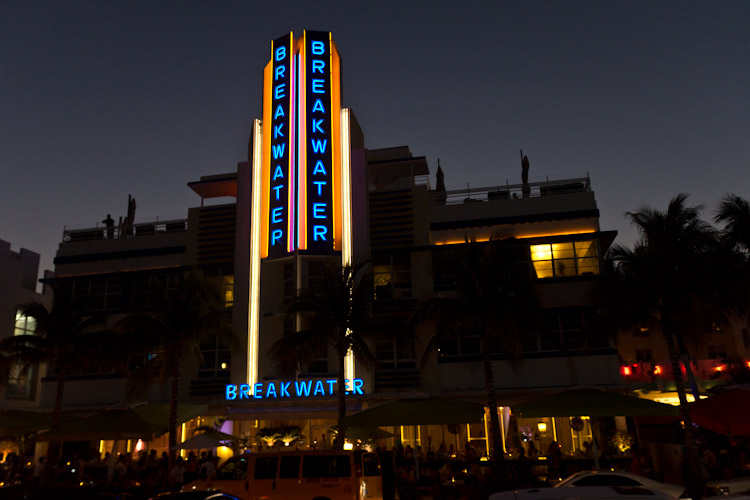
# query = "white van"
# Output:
<box><xmin>183</xmin><ymin>450</ymin><xmax>389</xmax><ymax>500</ymax></box>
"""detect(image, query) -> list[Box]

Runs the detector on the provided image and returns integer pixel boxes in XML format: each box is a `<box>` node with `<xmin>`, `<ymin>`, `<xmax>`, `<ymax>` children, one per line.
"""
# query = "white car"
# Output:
<box><xmin>554</xmin><ymin>470</ymin><xmax>686</xmax><ymax>499</ymax></box>
<box><xmin>490</xmin><ymin>485</ymin><xmax>679</xmax><ymax>500</ymax></box>
<box><xmin>705</xmin><ymin>477</ymin><xmax>750</xmax><ymax>496</ymax></box>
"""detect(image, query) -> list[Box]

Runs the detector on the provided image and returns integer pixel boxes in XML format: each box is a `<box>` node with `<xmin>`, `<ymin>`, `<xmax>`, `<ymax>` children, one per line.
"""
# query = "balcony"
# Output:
<box><xmin>63</xmin><ymin>217</ymin><xmax>187</xmax><ymax>243</ymax></box>
<box><xmin>431</xmin><ymin>173</ymin><xmax>591</xmax><ymax>206</ymax></box>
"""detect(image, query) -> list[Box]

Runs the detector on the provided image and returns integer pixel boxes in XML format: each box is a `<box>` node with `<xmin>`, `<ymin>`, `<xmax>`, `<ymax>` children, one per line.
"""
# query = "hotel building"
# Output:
<box><xmin>17</xmin><ymin>31</ymin><xmax>633</xmax><ymax>457</ymax></box>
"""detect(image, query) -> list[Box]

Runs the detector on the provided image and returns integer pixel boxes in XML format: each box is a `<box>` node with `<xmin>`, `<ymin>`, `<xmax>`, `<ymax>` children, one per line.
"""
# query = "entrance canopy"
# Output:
<box><xmin>344</xmin><ymin>397</ymin><xmax>485</xmax><ymax>427</ymax></box>
<box><xmin>513</xmin><ymin>389</ymin><xmax>679</xmax><ymax>418</ymax></box>
<box><xmin>689</xmin><ymin>389</ymin><xmax>750</xmax><ymax>436</ymax></box>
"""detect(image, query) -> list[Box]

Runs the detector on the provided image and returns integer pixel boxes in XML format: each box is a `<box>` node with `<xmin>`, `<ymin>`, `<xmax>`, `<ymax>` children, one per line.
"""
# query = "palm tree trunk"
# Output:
<box><xmin>664</xmin><ymin>327</ymin><xmax>703</xmax><ymax>499</ymax></box>
<box><xmin>168</xmin><ymin>353</ymin><xmax>181</xmax><ymax>472</ymax></box>
<box><xmin>479</xmin><ymin>332</ymin><xmax>505</xmax><ymax>480</ymax></box>
<box><xmin>45</xmin><ymin>370</ymin><xmax>66</xmax><ymax>469</ymax></box>
<box><xmin>337</xmin><ymin>344</ymin><xmax>347</xmax><ymax>448</ymax></box>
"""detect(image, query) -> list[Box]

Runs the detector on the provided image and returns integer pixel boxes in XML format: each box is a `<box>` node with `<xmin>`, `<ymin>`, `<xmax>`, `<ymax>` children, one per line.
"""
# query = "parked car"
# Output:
<box><xmin>706</xmin><ymin>477</ymin><xmax>750</xmax><ymax>496</ymax></box>
<box><xmin>149</xmin><ymin>492</ymin><xmax>242</xmax><ymax>500</ymax></box>
<box><xmin>553</xmin><ymin>470</ymin><xmax>686</xmax><ymax>498</ymax></box>
<box><xmin>490</xmin><ymin>485</ymin><xmax>679</xmax><ymax>500</ymax></box>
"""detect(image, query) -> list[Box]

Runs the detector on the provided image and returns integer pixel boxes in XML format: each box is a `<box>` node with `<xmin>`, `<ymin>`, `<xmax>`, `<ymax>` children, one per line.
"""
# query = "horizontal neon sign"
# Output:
<box><xmin>225</xmin><ymin>378</ymin><xmax>364</xmax><ymax>400</ymax></box>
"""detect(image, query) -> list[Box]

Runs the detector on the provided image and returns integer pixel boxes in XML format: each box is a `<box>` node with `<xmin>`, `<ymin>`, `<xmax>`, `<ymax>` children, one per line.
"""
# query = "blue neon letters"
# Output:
<box><xmin>225</xmin><ymin>378</ymin><xmax>365</xmax><ymax>400</ymax></box>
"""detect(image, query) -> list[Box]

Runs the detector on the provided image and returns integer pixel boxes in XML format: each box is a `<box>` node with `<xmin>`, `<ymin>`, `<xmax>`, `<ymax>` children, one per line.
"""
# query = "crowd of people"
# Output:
<box><xmin>0</xmin><ymin>448</ymin><xmax>221</xmax><ymax>496</ymax></box>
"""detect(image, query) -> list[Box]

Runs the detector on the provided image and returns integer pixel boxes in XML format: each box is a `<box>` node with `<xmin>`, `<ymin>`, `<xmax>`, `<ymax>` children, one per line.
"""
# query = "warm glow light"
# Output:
<box><xmin>135</xmin><ymin>439</ymin><xmax>144</xmax><ymax>452</ymax></box>
<box><xmin>537</xmin><ymin>422</ymin><xmax>547</xmax><ymax>433</ymax></box>
<box><xmin>343</xmin><ymin>442</ymin><xmax>354</xmax><ymax>451</ymax></box>
<box><xmin>653</xmin><ymin>365</ymin><xmax>662</xmax><ymax>375</ymax></box>
<box><xmin>622</xmin><ymin>366</ymin><xmax>632</xmax><ymax>376</ymax></box>
<box><xmin>341</xmin><ymin>108</ymin><xmax>355</xmax><ymax>384</ymax></box>
<box><xmin>715</xmin><ymin>365</ymin><xmax>725</xmax><ymax>372</ymax></box>
<box><xmin>248</xmin><ymin>119</ymin><xmax>263</xmax><ymax>387</ymax></box>
<box><xmin>433</xmin><ymin>230</ymin><xmax>597</xmax><ymax>246</ymax></box>
<box><xmin>746</xmin><ymin>360</ymin><xmax>750</xmax><ymax>369</ymax></box>
<box><xmin>221</xmin><ymin>362</ymin><xmax>227</xmax><ymax>370</ymax></box>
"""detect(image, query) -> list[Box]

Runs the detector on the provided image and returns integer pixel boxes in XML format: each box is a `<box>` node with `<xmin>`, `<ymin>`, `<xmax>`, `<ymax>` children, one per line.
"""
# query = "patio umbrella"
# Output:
<box><xmin>133</xmin><ymin>403</ymin><xmax>207</xmax><ymax>437</ymax></box>
<box><xmin>0</xmin><ymin>409</ymin><xmax>57</xmax><ymax>436</ymax></box>
<box><xmin>39</xmin><ymin>409</ymin><xmax>156</xmax><ymax>441</ymax></box>
<box><xmin>344</xmin><ymin>397</ymin><xmax>485</xmax><ymax>427</ymax></box>
<box><xmin>195</xmin><ymin>428</ymin><xmax>240</xmax><ymax>442</ymax></box>
<box><xmin>688</xmin><ymin>389</ymin><xmax>750</xmax><ymax>436</ymax></box>
<box><xmin>174</xmin><ymin>433</ymin><xmax>226</xmax><ymax>450</ymax></box>
<box><xmin>513</xmin><ymin>389</ymin><xmax>679</xmax><ymax>417</ymax></box>
<box><xmin>340</xmin><ymin>426</ymin><xmax>394</xmax><ymax>440</ymax></box>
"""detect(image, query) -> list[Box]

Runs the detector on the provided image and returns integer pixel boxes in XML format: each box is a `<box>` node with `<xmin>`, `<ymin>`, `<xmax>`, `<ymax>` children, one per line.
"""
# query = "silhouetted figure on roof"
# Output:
<box><xmin>102</xmin><ymin>214</ymin><xmax>114</xmax><ymax>238</ymax></box>
<box><xmin>435</xmin><ymin>160</ymin><xmax>447</xmax><ymax>205</ymax></box>
<box><xmin>521</xmin><ymin>150</ymin><xmax>530</xmax><ymax>198</ymax></box>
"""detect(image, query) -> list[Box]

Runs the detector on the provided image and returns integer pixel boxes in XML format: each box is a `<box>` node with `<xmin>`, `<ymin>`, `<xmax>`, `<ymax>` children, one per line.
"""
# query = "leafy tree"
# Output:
<box><xmin>715</xmin><ymin>193</ymin><xmax>750</xmax><ymax>255</ymax></box>
<box><xmin>413</xmin><ymin>235</ymin><xmax>540</xmax><ymax>464</ymax></box>
<box><xmin>115</xmin><ymin>270</ymin><xmax>236</xmax><ymax>470</ymax></box>
<box><xmin>0</xmin><ymin>284</ymin><xmax>107</xmax><ymax>464</ymax></box>
<box><xmin>270</xmin><ymin>262</ymin><xmax>379</xmax><ymax>447</ymax></box>
<box><xmin>608</xmin><ymin>194</ymin><xmax>738</xmax><ymax>498</ymax></box>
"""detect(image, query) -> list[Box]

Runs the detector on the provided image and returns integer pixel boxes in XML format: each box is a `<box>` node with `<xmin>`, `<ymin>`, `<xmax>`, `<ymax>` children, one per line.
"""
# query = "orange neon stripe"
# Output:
<box><xmin>297</xmin><ymin>32</ymin><xmax>308</xmax><ymax>249</ymax></box>
<box><xmin>330</xmin><ymin>35</ymin><xmax>342</xmax><ymax>252</ymax></box>
<box><xmin>260</xmin><ymin>57</ymin><xmax>273</xmax><ymax>259</ymax></box>
<box><xmin>287</xmin><ymin>32</ymin><xmax>295</xmax><ymax>252</ymax></box>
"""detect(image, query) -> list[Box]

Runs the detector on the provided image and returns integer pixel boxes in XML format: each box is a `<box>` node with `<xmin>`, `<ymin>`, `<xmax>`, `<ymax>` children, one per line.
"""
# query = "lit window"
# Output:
<box><xmin>530</xmin><ymin>240</ymin><xmax>599</xmax><ymax>278</ymax></box>
<box><xmin>14</xmin><ymin>310</ymin><xmax>36</xmax><ymax>336</ymax></box>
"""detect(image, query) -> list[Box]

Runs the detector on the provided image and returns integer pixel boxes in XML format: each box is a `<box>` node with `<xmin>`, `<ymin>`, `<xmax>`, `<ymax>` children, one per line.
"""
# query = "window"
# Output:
<box><xmin>7</xmin><ymin>310</ymin><xmax>37</xmax><ymax>400</ymax></box>
<box><xmin>71</xmin><ymin>278</ymin><xmax>123</xmax><ymax>311</ymax></box>
<box><xmin>254</xmin><ymin>457</ymin><xmax>278</xmax><ymax>479</ymax></box>
<box><xmin>302</xmin><ymin>455</ymin><xmax>351</xmax><ymax>478</ymax></box>
<box><xmin>530</xmin><ymin>240</ymin><xmax>599</xmax><ymax>278</ymax></box>
<box><xmin>633</xmin><ymin>324</ymin><xmax>650</xmax><ymax>337</ymax></box>
<box><xmin>708</xmin><ymin>345</ymin><xmax>727</xmax><ymax>359</ymax></box>
<box><xmin>279</xmin><ymin>455</ymin><xmax>300</xmax><ymax>479</ymax></box>
<box><xmin>374</xmin><ymin>254</ymin><xmax>411</xmax><ymax>299</ymax></box>
<box><xmin>216</xmin><ymin>456</ymin><xmax>249</xmax><ymax>480</ymax></box>
<box><xmin>307</xmin><ymin>262</ymin><xmax>329</xmax><ymax>292</ymax></box>
<box><xmin>14</xmin><ymin>310</ymin><xmax>36</xmax><ymax>336</ymax></box>
<box><xmin>635</xmin><ymin>349</ymin><xmax>653</xmax><ymax>362</ymax></box>
<box><xmin>376</xmin><ymin>339</ymin><xmax>416</xmax><ymax>370</ymax></box>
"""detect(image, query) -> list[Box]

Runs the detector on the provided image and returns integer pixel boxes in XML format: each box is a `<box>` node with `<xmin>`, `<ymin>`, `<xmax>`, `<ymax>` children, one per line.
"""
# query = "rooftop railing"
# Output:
<box><xmin>431</xmin><ymin>172</ymin><xmax>591</xmax><ymax>205</ymax></box>
<box><xmin>63</xmin><ymin>216</ymin><xmax>188</xmax><ymax>243</ymax></box>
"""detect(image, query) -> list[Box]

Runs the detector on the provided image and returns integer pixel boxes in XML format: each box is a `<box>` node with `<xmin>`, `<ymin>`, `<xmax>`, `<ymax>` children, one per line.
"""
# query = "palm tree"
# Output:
<box><xmin>413</xmin><ymin>235</ymin><xmax>540</xmax><ymax>464</ymax></box>
<box><xmin>0</xmin><ymin>284</ymin><xmax>106</xmax><ymax>464</ymax></box>
<box><xmin>715</xmin><ymin>193</ymin><xmax>750</xmax><ymax>254</ymax></box>
<box><xmin>608</xmin><ymin>193</ymin><xmax>736</xmax><ymax>499</ymax></box>
<box><xmin>115</xmin><ymin>270</ymin><xmax>236</xmax><ymax>470</ymax></box>
<box><xmin>269</xmin><ymin>262</ymin><xmax>379</xmax><ymax>447</ymax></box>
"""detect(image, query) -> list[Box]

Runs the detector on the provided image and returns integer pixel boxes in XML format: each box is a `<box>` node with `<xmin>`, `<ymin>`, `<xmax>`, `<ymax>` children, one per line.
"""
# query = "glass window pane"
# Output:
<box><xmin>533</xmin><ymin>261</ymin><xmax>553</xmax><ymax>278</ymax></box>
<box><xmin>577</xmin><ymin>257</ymin><xmax>600</xmax><ymax>276</ymax></box>
<box><xmin>551</xmin><ymin>243</ymin><xmax>575</xmax><ymax>260</ymax></box>
<box><xmin>574</xmin><ymin>240</ymin><xmax>597</xmax><ymax>257</ymax></box>
<box><xmin>254</xmin><ymin>457</ymin><xmax>278</xmax><ymax>479</ymax></box>
<box><xmin>554</xmin><ymin>259</ymin><xmax>576</xmax><ymax>277</ymax></box>
<box><xmin>530</xmin><ymin>244</ymin><xmax>552</xmax><ymax>261</ymax></box>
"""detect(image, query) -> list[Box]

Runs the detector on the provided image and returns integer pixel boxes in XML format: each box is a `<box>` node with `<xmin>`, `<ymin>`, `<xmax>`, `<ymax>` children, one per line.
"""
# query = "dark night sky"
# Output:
<box><xmin>2</xmin><ymin>1</ymin><xmax>749</xmax><ymax>281</ymax></box>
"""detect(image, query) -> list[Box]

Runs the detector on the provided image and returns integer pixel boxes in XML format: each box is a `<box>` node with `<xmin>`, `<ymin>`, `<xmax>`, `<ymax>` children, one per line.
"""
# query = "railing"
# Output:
<box><xmin>431</xmin><ymin>172</ymin><xmax>591</xmax><ymax>206</ymax></box>
<box><xmin>63</xmin><ymin>216</ymin><xmax>188</xmax><ymax>242</ymax></box>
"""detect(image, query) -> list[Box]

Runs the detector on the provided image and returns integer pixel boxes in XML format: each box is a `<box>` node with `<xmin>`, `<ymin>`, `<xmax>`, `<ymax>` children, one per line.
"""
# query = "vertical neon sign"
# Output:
<box><xmin>267</xmin><ymin>33</ymin><xmax>294</xmax><ymax>259</ymax></box>
<box><xmin>301</xmin><ymin>31</ymin><xmax>336</xmax><ymax>253</ymax></box>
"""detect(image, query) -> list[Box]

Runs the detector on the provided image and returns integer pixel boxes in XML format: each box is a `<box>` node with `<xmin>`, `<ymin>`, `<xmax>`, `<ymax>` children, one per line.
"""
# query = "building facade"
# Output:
<box><xmin>13</xmin><ymin>31</ymin><xmax>707</xmax><ymax>458</ymax></box>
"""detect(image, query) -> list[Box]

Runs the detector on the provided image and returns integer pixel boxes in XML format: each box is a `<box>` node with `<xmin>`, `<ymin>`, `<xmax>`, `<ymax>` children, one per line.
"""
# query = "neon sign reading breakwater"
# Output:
<box><xmin>225</xmin><ymin>378</ymin><xmax>364</xmax><ymax>400</ymax></box>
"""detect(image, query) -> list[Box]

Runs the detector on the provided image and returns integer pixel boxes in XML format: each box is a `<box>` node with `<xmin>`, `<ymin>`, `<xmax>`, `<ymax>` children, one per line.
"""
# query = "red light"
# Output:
<box><xmin>622</xmin><ymin>366</ymin><xmax>632</xmax><ymax>376</ymax></box>
<box><xmin>715</xmin><ymin>365</ymin><xmax>725</xmax><ymax>372</ymax></box>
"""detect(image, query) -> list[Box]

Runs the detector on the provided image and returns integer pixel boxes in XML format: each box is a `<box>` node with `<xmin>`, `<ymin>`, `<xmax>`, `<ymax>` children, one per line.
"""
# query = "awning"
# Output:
<box><xmin>174</xmin><ymin>433</ymin><xmax>226</xmax><ymax>450</ymax></box>
<box><xmin>344</xmin><ymin>397</ymin><xmax>485</xmax><ymax>427</ymax></box>
<box><xmin>39</xmin><ymin>409</ymin><xmax>156</xmax><ymax>441</ymax></box>
<box><xmin>689</xmin><ymin>389</ymin><xmax>750</xmax><ymax>436</ymax></box>
<box><xmin>0</xmin><ymin>409</ymin><xmax>61</xmax><ymax>436</ymax></box>
<box><xmin>513</xmin><ymin>389</ymin><xmax>679</xmax><ymax>418</ymax></box>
